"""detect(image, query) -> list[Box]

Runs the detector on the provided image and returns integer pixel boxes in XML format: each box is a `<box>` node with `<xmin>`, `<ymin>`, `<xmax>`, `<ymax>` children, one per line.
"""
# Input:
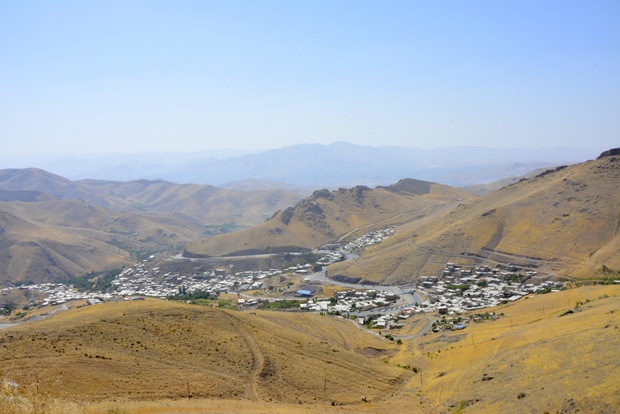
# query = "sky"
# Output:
<box><xmin>1</xmin><ymin>0</ymin><xmax>619</xmax><ymax>157</ymax></box>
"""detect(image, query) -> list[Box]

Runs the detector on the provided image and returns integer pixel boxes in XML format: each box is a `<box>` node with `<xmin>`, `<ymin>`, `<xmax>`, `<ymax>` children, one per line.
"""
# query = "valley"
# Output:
<box><xmin>0</xmin><ymin>149</ymin><xmax>618</xmax><ymax>413</ymax></box>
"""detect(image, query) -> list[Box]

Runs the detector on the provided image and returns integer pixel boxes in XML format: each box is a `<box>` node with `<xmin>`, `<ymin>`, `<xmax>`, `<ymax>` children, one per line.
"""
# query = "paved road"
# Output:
<box><xmin>0</xmin><ymin>304</ymin><xmax>68</xmax><ymax>330</ymax></box>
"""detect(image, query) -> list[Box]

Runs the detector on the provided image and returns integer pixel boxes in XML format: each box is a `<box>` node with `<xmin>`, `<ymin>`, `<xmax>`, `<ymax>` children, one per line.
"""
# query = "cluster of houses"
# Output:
<box><xmin>414</xmin><ymin>263</ymin><xmax>563</xmax><ymax>314</ymax></box>
<box><xmin>2</xmin><ymin>226</ymin><xmax>400</xmax><ymax>310</ymax></box>
<box><xmin>111</xmin><ymin>262</ymin><xmax>285</xmax><ymax>297</ymax></box>
<box><xmin>298</xmin><ymin>289</ymin><xmax>400</xmax><ymax>313</ymax></box>
<box><xmin>0</xmin><ymin>283</ymin><xmax>115</xmax><ymax>307</ymax></box>
<box><xmin>334</xmin><ymin>289</ymin><xmax>399</xmax><ymax>312</ymax></box>
<box><xmin>317</xmin><ymin>227</ymin><xmax>396</xmax><ymax>266</ymax></box>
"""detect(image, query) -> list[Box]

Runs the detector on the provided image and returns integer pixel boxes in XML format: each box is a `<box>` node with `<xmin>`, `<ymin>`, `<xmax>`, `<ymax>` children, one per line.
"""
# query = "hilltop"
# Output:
<box><xmin>328</xmin><ymin>151</ymin><xmax>620</xmax><ymax>283</ymax></box>
<box><xmin>184</xmin><ymin>179</ymin><xmax>474</xmax><ymax>257</ymax></box>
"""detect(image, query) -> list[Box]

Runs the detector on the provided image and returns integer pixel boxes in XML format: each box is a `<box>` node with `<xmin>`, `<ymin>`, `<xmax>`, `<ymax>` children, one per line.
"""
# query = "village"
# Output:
<box><xmin>1</xmin><ymin>225</ymin><xmax>564</xmax><ymax>329</ymax></box>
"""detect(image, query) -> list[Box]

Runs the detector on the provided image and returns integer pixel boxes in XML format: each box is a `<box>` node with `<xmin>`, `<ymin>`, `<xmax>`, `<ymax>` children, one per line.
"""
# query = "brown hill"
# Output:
<box><xmin>328</xmin><ymin>151</ymin><xmax>620</xmax><ymax>283</ymax></box>
<box><xmin>184</xmin><ymin>180</ymin><xmax>474</xmax><ymax>257</ymax></box>
<box><xmin>78</xmin><ymin>178</ymin><xmax>302</xmax><ymax>226</ymax></box>
<box><xmin>0</xmin><ymin>169</ymin><xmax>301</xmax><ymax>285</ymax></box>
<box><xmin>1</xmin><ymin>286</ymin><xmax>616</xmax><ymax>413</ymax></box>
<box><xmin>0</xmin><ymin>168</ymin><xmax>127</xmax><ymax>210</ymax></box>
<box><xmin>0</xmin><ymin>195</ymin><xmax>207</xmax><ymax>285</ymax></box>
<box><xmin>0</xmin><ymin>168</ymin><xmax>302</xmax><ymax>227</ymax></box>
<box><xmin>391</xmin><ymin>284</ymin><xmax>620</xmax><ymax>413</ymax></box>
<box><xmin>0</xmin><ymin>300</ymin><xmax>409</xmax><ymax>406</ymax></box>
<box><xmin>460</xmin><ymin>166</ymin><xmax>550</xmax><ymax>196</ymax></box>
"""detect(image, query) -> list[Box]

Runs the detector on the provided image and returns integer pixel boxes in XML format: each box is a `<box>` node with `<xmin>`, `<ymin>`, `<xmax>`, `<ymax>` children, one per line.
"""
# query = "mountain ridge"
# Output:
<box><xmin>328</xmin><ymin>151</ymin><xmax>620</xmax><ymax>283</ymax></box>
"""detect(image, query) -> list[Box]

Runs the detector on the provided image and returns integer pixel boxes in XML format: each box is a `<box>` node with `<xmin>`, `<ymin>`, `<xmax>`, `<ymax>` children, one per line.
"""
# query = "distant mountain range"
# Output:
<box><xmin>1</xmin><ymin>143</ymin><xmax>599</xmax><ymax>188</ymax></box>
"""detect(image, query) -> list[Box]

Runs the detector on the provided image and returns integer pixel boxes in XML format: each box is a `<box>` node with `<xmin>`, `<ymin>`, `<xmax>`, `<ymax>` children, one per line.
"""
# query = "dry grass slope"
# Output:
<box><xmin>391</xmin><ymin>285</ymin><xmax>620</xmax><ymax>413</ymax></box>
<box><xmin>0</xmin><ymin>300</ymin><xmax>409</xmax><ymax>407</ymax></box>
<box><xmin>185</xmin><ymin>180</ymin><xmax>473</xmax><ymax>257</ymax></box>
<box><xmin>330</xmin><ymin>155</ymin><xmax>620</xmax><ymax>283</ymax></box>
<box><xmin>0</xmin><ymin>198</ymin><xmax>207</xmax><ymax>284</ymax></box>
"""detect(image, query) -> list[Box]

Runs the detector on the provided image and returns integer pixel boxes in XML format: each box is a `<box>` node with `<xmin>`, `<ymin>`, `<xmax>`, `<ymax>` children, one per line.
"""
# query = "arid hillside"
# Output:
<box><xmin>328</xmin><ymin>151</ymin><xmax>620</xmax><ymax>283</ymax></box>
<box><xmin>1</xmin><ymin>286</ymin><xmax>616</xmax><ymax>414</ymax></box>
<box><xmin>392</xmin><ymin>284</ymin><xmax>620</xmax><ymax>413</ymax></box>
<box><xmin>0</xmin><ymin>195</ymin><xmax>207</xmax><ymax>285</ymax></box>
<box><xmin>0</xmin><ymin>168</ymin><xmax>302</xmax><ymax>226</ymax></box>
<box><xmin>0</xmin><ymin>168</ymin><xmax>303</xmax><ymax>285</ymax></box>
<box><xmin>0</xmin><ymin>300</ymin><xmax>409</xmax><ymax>406</ymax></box>
<box><xmin>78</xmin><ymin>178</ymin><xmax>302</xmax><ymax>225</ymax></box>
<box><xmin>184</xmin><ymin>179</ymin><xmax>474</xmax><ymax>257</ymax></box>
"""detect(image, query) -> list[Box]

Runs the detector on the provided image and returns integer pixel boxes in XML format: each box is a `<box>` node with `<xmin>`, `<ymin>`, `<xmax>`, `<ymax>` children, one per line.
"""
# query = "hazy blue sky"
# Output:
<box><xmin>1</xmin><ymin>0</ymin><xmax>618</xmax><ymax>157</ymax></box>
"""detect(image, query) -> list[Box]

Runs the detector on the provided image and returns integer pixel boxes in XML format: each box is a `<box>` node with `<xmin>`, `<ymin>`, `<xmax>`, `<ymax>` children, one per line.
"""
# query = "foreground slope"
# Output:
<box><xmin>329</xmin><ymin>151</ymin><xmax>620</xmax><ymax>283</ymax></box>
<box><xmin>392</xmin><ymin>285</ymin><xmax>619</xmax><ymax>413</ymax></box>
<box><xmin>0</xmin><ymin>300</ymin><xmax>408</xmax><ymax>405</ymax></box>
<box><xmin>185</xmin><ymin>179</ymin><xmax>474</xmax><ymax>257</ymax></box>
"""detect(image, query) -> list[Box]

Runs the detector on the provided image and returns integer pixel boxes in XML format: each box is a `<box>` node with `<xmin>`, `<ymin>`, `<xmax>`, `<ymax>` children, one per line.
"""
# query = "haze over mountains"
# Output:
<box><xmin>0</xmin><ymin>143</ymin><xmax>599</xmax><ymax>188</ymax></box>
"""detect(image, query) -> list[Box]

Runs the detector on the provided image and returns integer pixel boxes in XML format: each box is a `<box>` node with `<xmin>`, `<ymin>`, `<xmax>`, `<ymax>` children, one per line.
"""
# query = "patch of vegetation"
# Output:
<box><xmin>167</xmin><ymin>288</ymin><xmax>216</xmax><ymax>301</ymax></box>
<box><xmin>507</xmin><ymin>273</ymin><xmax>525</xmax><ymax>283</ymax></box>
<box><xmin>187</xmin><ymin>298</ymin><xmax>237</xmax><ymax>310</ymax></box>
<box><xmin>13</xmin><ymin>280</ymin><xmax>36</xmax><ymax>286</ymax></box>
<box><xmin>0</xmin><ymin>304</ymin><xmax>15</xmax><ymax>316</ymax></box>
<box><xmin>129</xmin><ymin>250</ymin><xmax>155</xmax><ymax>262</ymax></box>
<box><xmin>14</xmin><ymin>311</ymin><xmax>29</xmax><ymax>319</ymax></box>
<box><xmin>63</xmin><ymin>268</ymin><xmax>122</xmax><ymax>292</ymax></box>
<box><xmin>445</xmin><ymin>284</ymin><xmax>470</xmax><ymax>292</ymax></box>
<box><xmin>260</xmin><ymin>300</ymin><xmax>304</xmax><ymax>309</ymax></box>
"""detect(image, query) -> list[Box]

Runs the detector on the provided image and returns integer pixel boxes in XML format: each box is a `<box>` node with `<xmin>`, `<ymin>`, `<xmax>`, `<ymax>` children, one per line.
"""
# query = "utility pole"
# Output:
<box><xmin>186</xmin><ymin>379</ymin><xmax>190</xmax><ymax>399</ymax></box>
